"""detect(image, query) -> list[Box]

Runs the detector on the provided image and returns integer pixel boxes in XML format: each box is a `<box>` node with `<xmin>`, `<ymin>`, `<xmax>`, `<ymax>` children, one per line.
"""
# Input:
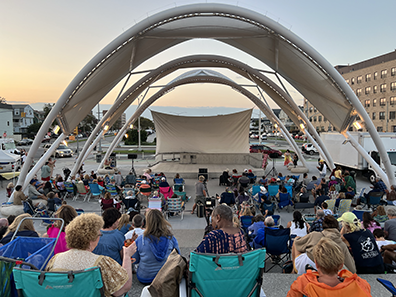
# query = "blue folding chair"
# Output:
<box><xmin>174</xmin><ymin>178</ymin><xmax>185</xmax><ymax>186</ymax></box>
<box><xmin>352</xmin><ymin>209</ymin><xmax>367</xmax><ymax>221</ymax></box>
<box><xmin>105</xmin><ymin>184</ymin><xmax>120</xmax><ymax>199</ymax></box>
<box><xmin>262</xmin><ymin>202</ymin><xmax>276</xmax><ymax>215</ymax></box>
<box><xmin>377</xmin><ymin>278</ymin><xmax>396</xmax><ymax>296</ymax></box>
<box><xmin>240</xmin><ymin>216</ymin><xmax>254</xmax><ymax>234</ymax></box>
<box><xmin>88</xmin><ymin>183</ymin><xmax>103</xmax><ymax>201</ymax></box>
<box><xmin>64</xmin><ymin>182</ymin><xmax>75</xmax><ymax>198</ymax></box>
<box><xmin>285</xmin><ymin>185</ymin><xmax>293</xmax><ymax>197</ymax></box>
<box><xmin>264</xmin><ymin>227</ymin><xmax>291</xmax><ymax>272</ymax></box>
<box><xmin>367</xmin><ymin>191</ymin><xmax>384</xmax><ymax>209</ymax></box>
<box><xmin>268</xmin><ymin>184</ymin><xmax>279</xmax><ymax>198</ymax></box>
<box><xmin>272</xmin><ymin>215</ymin><xmax>281</xmax><ymax>227</ymax></box>
<box><xmin>251</xmin><ymin>185</ymin><xmax>261</xmax><ymax>197</ymax></box>
<box><xmin>13</xmin><ymin>266</ymin><xmax>105</xmax><ymax>297</ymax></box>
<box><xmin>278</xmin><ymin>193</ymin><xmax>293</xmax><ymax>211</ymax></box>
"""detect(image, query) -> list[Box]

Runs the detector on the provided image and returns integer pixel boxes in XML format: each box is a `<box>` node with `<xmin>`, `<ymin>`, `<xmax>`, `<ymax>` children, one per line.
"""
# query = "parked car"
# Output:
<box><xmin>249</xmin><ymin>144</ymin><xmax>282</xmax><ymax>158</ymax></box>
<box><xmin>260</xmin><ymin>134</ymin><xmax>267</xmax><ymax>140</ymax></box>
<box><xmin>18</xmin><ymin>139</ymin><xmax>33</xmax><ymax>146</ymax></box>
<box><xmin>249</xmin><ymin>134</ymin><xmax>259</xmax><ymax>139</ymax></box>
<box><xmin>41</xmin><ymin>135</ymin><xmax>51</xmax><ymax>143</ymax></box>
<box><xmin>301</xmin><ymin>143</ymin><xmax>318</xmax><ymax>155</ymax></box>
<box><xmin>43</xmin><ymin>143</ymin><xmax>73</xmax><ymax>158</ymax></box>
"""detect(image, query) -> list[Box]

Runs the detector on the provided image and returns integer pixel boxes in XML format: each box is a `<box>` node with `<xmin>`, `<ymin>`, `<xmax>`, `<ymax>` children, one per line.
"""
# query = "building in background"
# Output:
<box><xmin>33</xmin><ymin>110</ymin><xmax>45</xmax><ymax>124</ymax></box>
<box><xmin>121</xmin><ymin>113</ymin><xmax>126</xmax><ymax>126</ymax></box>
<box><xmin>305</xmin><ymin>50</ymin><xmax>396</xmax><ymax>133</ymax></box>
<box><xmin>0</xmin><ymin>103</ymin><xmax>14</xmax><ymax>138</ymax></box>
<box><xmin>12</xmin><ymin>104</ymin><xmax>34</xmax><ymax>134</ymax></box>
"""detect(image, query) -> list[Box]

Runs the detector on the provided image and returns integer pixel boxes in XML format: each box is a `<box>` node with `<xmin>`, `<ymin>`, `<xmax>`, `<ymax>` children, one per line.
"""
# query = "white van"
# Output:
<box><xmin>0</xmin><ymin>138</ymin><xmax>20</xmax><ymax>155</ymax></box>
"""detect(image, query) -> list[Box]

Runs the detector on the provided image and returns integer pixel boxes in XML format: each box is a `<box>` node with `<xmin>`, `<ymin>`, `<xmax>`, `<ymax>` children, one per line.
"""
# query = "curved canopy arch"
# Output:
<box><xmin>18</xmin><ymin>3</ymin><xmax>395</xmax><ymax>188</ymax></box>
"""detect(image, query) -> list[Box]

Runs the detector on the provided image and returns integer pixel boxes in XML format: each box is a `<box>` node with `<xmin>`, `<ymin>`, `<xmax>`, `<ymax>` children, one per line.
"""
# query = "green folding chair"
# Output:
<box><xmin>187</xmin><ymin>249</ymin><xmax>266</xmax><ymax>297</ymax></box>
<box><xmin>13</xmin><ymin>266</ymin><xmax>104</xmax><ymax>297</ymax></box>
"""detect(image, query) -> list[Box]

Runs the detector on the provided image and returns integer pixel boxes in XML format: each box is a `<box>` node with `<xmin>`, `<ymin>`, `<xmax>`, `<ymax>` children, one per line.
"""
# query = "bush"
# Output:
<box><xmin>124</xmin><ymin>129</ymin><xmax>147</xmax><ymax>145</ymax></box>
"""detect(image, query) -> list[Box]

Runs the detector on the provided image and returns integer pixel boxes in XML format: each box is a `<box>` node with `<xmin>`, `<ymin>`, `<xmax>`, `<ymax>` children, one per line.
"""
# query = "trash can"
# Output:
<box><xmin>110</xmin><ymin>153</ymin><xmax>117</xmax><ymax>168</ymax></box>
<box><xmin>96</xmin><ymin>153</ymin><xmax>102</xmax><ymax>163</ymax></box>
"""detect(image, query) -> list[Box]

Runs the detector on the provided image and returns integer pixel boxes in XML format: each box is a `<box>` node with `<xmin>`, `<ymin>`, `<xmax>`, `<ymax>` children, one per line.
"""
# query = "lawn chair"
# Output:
<box><xmin>268</xmin><ymin>184</ymin><xmax>279</xmax><ymax>198</ymax></box>
<box><xmin>285</xmin><ymin>185</ymin><xmax>293</xmax><ymax>197</ymax></box>
<box><xmin>159</xmin><ymin>186</ymin><xmax>174</xmax><ymax>200</ymax></box>
<box><xmin>88</xmin><ymin>183</ymin><xmax>103</xmax><ymax>201</ymax></box>
<box><xmin>165</xmin><ymin>196</ymin><xmax>185</xmax><ymax>220</ymax></box>
<box><xmin>277</xmin><ymin>193</ymin><xmax>293</xmax><ymax>211</ymax></box>
<box><xmin>173</xmin><ymin>188</ymin><xmax>187</xmax><ymax>201</ymax></box>
<box><xmin>64</xmin><ymin>181</ymin><xmax>75</xmax><ymax>199</ymax></box>
<box><xmin>186</xmin><ymin>249</ymin><xmax>266</xmax><ymax>297</ymax></box>
<box><xmin>264</xmin><ymin>227</ymin><xmax>291</xmax><ymax>272</ymax></box>
<box><xmin>336</xmin><ymin>199</ymin><xmax>352</xmax><ymax>216</ymax></box>
<box><xmin>105</xmin><ymin>184</ymin><xmax>121</xmax><ymax>200</ymax></box>
<box><xmin>13</xmin><ymin>266</ymin><xmax>105</xmax><ymax>297</ymax></box>
<box><xmin>262</xmin><ymin>202</ymin><xmax>276</xmax><ymax>215</ymax></box>
<box><xmin>377</xmin><ymin>278</ymin><xmax>396</xmax><ymax>296</ymax></box>
<box><xmin>152</xmin><ymin>176</ymin><xmax>162</xmax><ymax>188</ymax></box>
<box><xmin>272</xmin><ymin>215</ymin><xmax>281</xmax><ymax>227</ymax></box>
<box><xmin>324</xmin><ymin>199</ymin><xmax>336</xmax><ymax>213</ymax></box>
<box><xmin>75</xmin><ymin>182</ymin><xmax>90</xmax><ymax>202</ymax></box>
<box><xmin>352</xmin><ymin>209</ymin><xmax>367</xmax><ymax>221</ymax></box>
<box><xmin>148</xmin><ymin>197</ymin><xmax>162</xmax><ymax>210</ymax></box>
<box><xmin>174</xmin><ymin>178</ymin><xmax>185</xmax><ymax>187</ymax></box>
<box><xmin>366</xmin><ymin>191</ymin><xmax>384</xmax><ymax>210</ymax></box>
<box><xmin>251</xmin><ymin>185</ymin><xmax>261</xmax><ymax>197</ymax></box>
<box><xmin>240</xmin><ymin>215</ymin><xmax>254</xmax><ymax>234</ymax></box>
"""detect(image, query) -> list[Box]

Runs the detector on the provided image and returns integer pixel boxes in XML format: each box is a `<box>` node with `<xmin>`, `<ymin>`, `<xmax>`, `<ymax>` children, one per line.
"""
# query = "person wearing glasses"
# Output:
<box><xmin>46</xmin><ymin>213</ymin><xmax>137</xmax><ymax>297</ymax></box>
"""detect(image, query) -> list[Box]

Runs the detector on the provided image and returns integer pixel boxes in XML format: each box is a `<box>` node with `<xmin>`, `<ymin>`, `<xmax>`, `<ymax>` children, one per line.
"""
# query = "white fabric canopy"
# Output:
<box><xmin>152</xmin><ymin>109</ymin><xmax>252</xmax><ymax>154</ymax></box>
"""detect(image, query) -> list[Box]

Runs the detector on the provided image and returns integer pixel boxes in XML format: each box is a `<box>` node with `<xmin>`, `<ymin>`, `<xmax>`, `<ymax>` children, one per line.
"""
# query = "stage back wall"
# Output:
<box><xmin>152</xmin><ymin>109</ymin><xmax>252</xmax><ymax>154</ymax></box>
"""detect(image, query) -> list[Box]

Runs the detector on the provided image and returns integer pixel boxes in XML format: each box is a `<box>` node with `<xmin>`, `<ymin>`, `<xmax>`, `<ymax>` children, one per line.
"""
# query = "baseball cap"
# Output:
<box><xmin>337</xmin><ymin>212</ymin><xmax>358</xmax><ymax>224</ymax></box>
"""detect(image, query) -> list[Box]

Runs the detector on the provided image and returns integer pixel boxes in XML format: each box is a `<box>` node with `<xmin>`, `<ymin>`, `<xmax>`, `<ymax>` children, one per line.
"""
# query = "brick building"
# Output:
<box><xmin>304</xmin><ymin>50</ymin><xmax>396</xmax><ymax>133</ymax></box>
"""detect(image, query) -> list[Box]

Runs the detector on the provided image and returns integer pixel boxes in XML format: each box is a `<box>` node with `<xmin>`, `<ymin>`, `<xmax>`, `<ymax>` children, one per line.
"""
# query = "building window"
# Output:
<box><xmin>356</xmin><ymin>88</ymin><xmax>362</xmax><ymax>96</ymax></box>
<box><xmin>373</xmin><ymin>99</ymin><xmax>377</xmax><ymax>107</ymax></box>
<box><xmin>313</xmin><ymin>116</ymin><xmax>317</xmax><ymax>122</ymax></box>
<box><xmin>372</xmin><ymin>112</ymin><xmax>376</xmax><ymax>120</ymax></box>
<box><xmin>351</xmin><ymin>78</ymin><xmax>355</xmax><ymax>85</ymax></box>
<box><xmin>324</xmin><ymin>117</ymin><xmax>327</xmax><ymax>122</ymax></box>
<box><xmin>14</xmin><ymin>109</ymin><xmax>20</xmax><ymax>115</ymax></box>
<box><xmin>321</xmin><ymin>126</ymin><xmax>325</xmax><ymax>131</ymax></box>
<box><xmin>374</xmin><ymin>72</ymin><xmax>378</xmax><ymax>80</ymax></box>
<box><xmin>391</xmin><ymin>97</ymin><xmax>396</xmax><ymax>105</ymax></box>
<box><xmin>381</xmin><ymin>69</ymin><xmax>387</xmax><ymax>78</ymax></box>
<box><xmin>377</xmin><ymin>126</ymin><xmax>383</xmax><ymax>132</ymax></box>
<box><xmin>373</xmin><ymin>85</ymin><xmax>378</xmax><ymax>93</ymax></box>
<box><xmin>7</xmin><ymin>121</ymin><xmax>9</xmax><ymax>126</ymax></box>
<box><xmin>380</xmin><ymin>84</ymin><xmax>387</xmax><ymax>92</ymax></box>
<box><xmin>346</xmin><ymin>79</ymin><xmax>350</xmax><ymax>84</ymax></box>
<box><xmin>333</xmin><ymin>127</ymin><xmax>336</xmax><ymax>131</ymax></box>
<box><xmin>365</xmin><ymin>87</ymin><xmax>371</xmax><ymax>95</ymax></box>
<box><xmin>380</xmin><ymin>98</ymin><xmax>386</xmax><ymax>106</ymax></box>
<box><xmin>392</xmin><ymin>68</ymin><xmax>396</xmax><ymax>76</ymax></box>
<box><xmin>379</xmin><ymin>112</ymin><xmax>385</xmax><ymax>120</ymax></box>
<box><xmin>365</xmin><ymin>74</ymin><xmax>371</xmax><ymax>82</ymax></box>
<box><xmin>391</xmin><ymin>82</ymin><xmax>396</xmax><ymax>91</ymax></box>
<box><xmin>314</xmin><ymin>107</ymin><xmax>317</xmax><ymax>112</ymax></box>
<box><xmin>318</xmin><ymin>116</ymin><xmax>322</xmax><ymax>122</ymax></box>
<box><xmin>309</xmin><ymin>107</ymin><xmax>312</xmax><ymax>113</ymax></box>
<box><xmin>393</xmin><ymin>126</ymin><xmax>396</xmax><ymax>132</ymax></box>
<box><xmin>390</xmin><ymin>111</ymin><xmax>396</xmax><ymax>120</ymax></box>
<box><xmin>365</xmin><ymin>100</ymin><xmax>370</xmax><ymax>107</ymax></box>
<box><xmin>357</xmin><ymin>76</ymin><xmax>362</xmax><ymax>83</ymax></box>
<box><xmin>309</xmin><ymin>117</ymin><xmax>312</xmax><ymax>122</ymax></box>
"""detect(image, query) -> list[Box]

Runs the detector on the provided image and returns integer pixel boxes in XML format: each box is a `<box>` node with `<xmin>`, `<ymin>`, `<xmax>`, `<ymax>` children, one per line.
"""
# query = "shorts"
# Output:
<box><xmin>294</xmin><ymin>253</ymin><xmax>316</xmax><ymax>275</ymax></box>
<box><xmin>42</xmin><ymin>176</ymin><xmax>50</xmax><ymax>182</ymax></box>
<box><xmin>195</xmin><ymin>195</ymin><xmax>206</xmax><ymax>205</ymax></box>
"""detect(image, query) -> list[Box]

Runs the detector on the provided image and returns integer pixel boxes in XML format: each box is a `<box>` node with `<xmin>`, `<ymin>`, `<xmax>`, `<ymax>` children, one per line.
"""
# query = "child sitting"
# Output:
<box><xmin>321</xmin><ymin>202</ymin><xmax>333</xmax><ymax>216</ymax></box>
<box><xmin>125</xmin><ymin>214</ymin><xmax>145</xmax><ymax>240</ymax></box>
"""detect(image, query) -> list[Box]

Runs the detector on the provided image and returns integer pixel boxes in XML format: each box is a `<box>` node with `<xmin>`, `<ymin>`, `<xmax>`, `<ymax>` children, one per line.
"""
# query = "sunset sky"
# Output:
<box><xmin>2</xmin><ymin>0</ymin><xmax>396</xmax><ymax>116</ymax></box>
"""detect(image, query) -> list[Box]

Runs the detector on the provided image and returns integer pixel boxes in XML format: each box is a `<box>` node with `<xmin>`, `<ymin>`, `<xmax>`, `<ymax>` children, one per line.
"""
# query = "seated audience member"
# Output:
<box><xmin>314</xmin><ymin>190</ymin><xmax>329</xmax><ymax>213</ymax></box>
<box><xmin>361</xmin><ymin>212</ymin><xmax>381</xmax><ymax>233</ymax></box>
<box><xmin>118</xmin><ymin>214</ymin><xmax>132</xmax><ymax>235</ymax></box>
<box><xmin>93</xmin><ymin>208</ymin><xmax>124</xmax><ymax>265</ymax></box>
<box><xmin>247</xmin><ymin>214</ymin><xmax>266</xmax><ymax>236</ymax></box>
<box><xmin>287</xmin><ymin>211</ymin><xmax>309</xmax><ymax>237</ymax></box>
<box><xmin>253</xmin><ymin>216</ymin><xmax>277</xmax><ymax>249</ymax></box>
<box><xmin>373</xmin><ymin>229</ymin><xmax>396</xmax><ymax>250</ymax></box>
<box><xmin>46</xmin><ymin>213</ymin><xmax>136</xmax><ymax>297</ymax></box>
<box><xmin>28</xmin><ymin>179</ymin><xmax>47</xmax><ymax>200</ymax></box>
<box><xmin>321</xmin><ymin>202</ymin><xmax>333</xmax><ymax>216</ymax></box>
<box><xmin>238</xmin><ymin>172</ymin><xmax>250</xmax><ymax>190</ymax></box>
<box><xmin>92</xmin><ymin>179</ymin><xmax>105</xmax><ymax>192</ymax></box>
<box><xmin>372</xmin><ymin>205</ymin><xmax>388</xmax><ymax>223</ymax></box>
<box><xmin>327</xmin><ymin>184</ymin><xmax>338</xmax><ymax>200</ymax></box>
<box><xmin>143</xmin><ymin>169</ymin><xmax>153</xmax><ymax>184</ymax></box>
<box><xmin>335</xmin><ymin>192</ymin><xmax>346</xmax><ymax>208</ymax></box>
<box><xmin>309</xmin><ymin>210</ymin><xmax>325</xmax><ymax>233</ymax></box>
<box><xmin>43</xmin><ymin>205</ymin><xmax>77</xmax><ymax>254</ymax></box>
<box><xmin>373</xmin><ymin>229</ymin><xmax>396</xmax><ymax>266</ymax></box>
<box><xmin>385</xmin><ymin>185</ymin><xmax>396</xmax><ymax>204</ymax></box>
<box><xmin>125</xmin><ymin>214</ymin><xmax>145</xmax><ymax>240</ymax></box>
<box><xmin>125</xmin><ymin>171</ymin><xmax>136</xmax><ymax>186</ymax></box>
<box><xmin>12</xmin><ymin>185</ymin><xmax>27</xmax><ymax>205</ymax></box>
<box><xmin>0</xmin><ymin>214</ymin><xmax>39</xmax><ymax>245</ymax></box>
<box><xmin>292</xmin><ymin>215</ymin><xmax>356</xmax><ymax>274</ymax></box>
<box><xmin>83</xmin><ymin>174</ymin><xmax>91</xmax><ymax>186</ymax></box>
<box><xmin>132</xmin><ymin>209</ymin><xmax>180</xmax><ymax>284</ymax></box>
<box><xmin>124</xmin><ymin>190</ymin><xmax>140</xmax><ymax>212</ymax></box>
<box><xmin>239</xmin><ymin>201</ymin><xmax>254</xmax><ymax>218</ymax></box>
<box><xmin>219</xmin><ymin>187</ymin><xmax>236</xmax><ymax>206</ymax></box>
<box><xmin>288</xmin><ymin>238</ymin><xmax>371</xmax><ymax>297</ymax></box>
<box><xmin>114</xmin><ymin>171</ymin><xmax>123</xmax><ymax>187</ymax></box>
<box><xmin>236</xmin><ymin>188</ymin><xmax>249</xmax><ymax>206</ymax></box>
<box><xmin>345</xmin><ymin>186</ymin><xmax>355</xmax><ymax>200</ymax></box>
<box><xmin>90</xmin><ymin>170</ymin><xmax>97</xmax><ymax>180</ymax></box>
<box><xmin>6</xmin><ymin>182</ymin><xmax>14</xmax><ymax>198</ymax></box>
<box><xmin>328</xmin><ymin>176</ymin><xmax>338</xmax><ymax>188</ymax></box>
<box><xmin>0</xmin><ymin>218</ymin><xmax>9</xmax><ymax>241</ymax></box>
<box><xmin>101</xmin><ymin>192</ymin><xmax>120</xmax><ymax>210</ymax></box>
<box><xmin>302</xmin><ymin>173</ymin><xmax>310</xmax><ymax>187</ymax></box>
<box><xmin>306</xmin><ymin>176</ymin><xmax>320</xmax><ymax>192</ymax></box>
<box><xmin>343</xmin><ymin>171</ymin><xmax>356</xmax><ymax>193</ymax></box>
<box><xmin>196</xmin><ymin>204</ymin><xmax>247</xmax><ymax>254</ymax></box>
<box><xmin>385</xmin><ymin>207</ymin><xmax>396</xmax><ymax>241</ymax></box>
<box><xmin>334</xmin><ymin>166</ymin><xmax>343</xmax><ymax>181</ymax></box>
<box><xmin>246</xmin><ymin>169</ymin><xmax>255</xmax><ymax>183</ymax></box>
<box><xmin>313</xmin><ymin>178</ymin><xmax>328</xmax><ymax>197</ymax></box>
<box><xmin>158</xmin><ymin>177</ymin><xmax>169</xmax><ymax>188</ymax></box>
<box><xmin>339</xmin><ymin>212</ymin><xmax>384</xmax><ymax>274</ymax></box>
<box><xmin>104</xmin><ymin>174</ymin><xmax>111</xmax><ymax>184</ymax></box>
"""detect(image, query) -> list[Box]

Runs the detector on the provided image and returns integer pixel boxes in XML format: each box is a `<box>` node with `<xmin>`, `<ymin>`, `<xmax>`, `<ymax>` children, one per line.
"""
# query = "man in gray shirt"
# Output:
<box><xmin>191</xmin><ymin>175</ymin><xmax>207</xmax><ymax>214</ymax></box>
<box><xmin>28</xmin><ymin>179</ymin><xmax>47</xmax><ymax>200</ymax></box>
<box><xmin>385</xmin><ymin>207</ymin><xmax>396</xmax><ymax>241</ymax></box>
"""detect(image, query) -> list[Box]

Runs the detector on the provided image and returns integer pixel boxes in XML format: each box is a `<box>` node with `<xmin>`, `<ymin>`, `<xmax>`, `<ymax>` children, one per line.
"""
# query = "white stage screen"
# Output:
<box><xmin>152</xmin><ymin>109</ymin><xmax>252</xmax><ymax>154</ymax></box>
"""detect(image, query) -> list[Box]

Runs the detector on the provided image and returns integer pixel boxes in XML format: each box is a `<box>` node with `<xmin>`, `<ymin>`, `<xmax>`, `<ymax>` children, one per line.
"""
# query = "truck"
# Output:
<box><xmin>0</xmin><ymin>138</ymin><xmax>20</xmax><ymax>155</ymax></box>
<box><xmin>320</xmin><ymin>132</ymin><xmax>396</xmax><ymax>183</ymax></box>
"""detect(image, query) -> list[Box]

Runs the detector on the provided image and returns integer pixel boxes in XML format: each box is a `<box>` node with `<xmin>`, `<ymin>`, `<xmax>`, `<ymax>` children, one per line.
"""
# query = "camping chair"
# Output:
<box><xmin>88</xmin><ymin>183</ymin><xmax>103</xmax><ymax>201</ymax></box>
<box><xmin>268</xmin><ymin>184</ymin><xmax>279</xmax><ymax>198</ymax></box>
<box><xmin>336</xmin><ymin>199</ymin><xmax>352</xmax><ymax>216</ymax></box>
<box><xmin>148</xmin><ymin>197</ymin><xmax>162</xmax><ymax>211</ymax></box>
<box><xmin>352</xmin><ymin>209</ymin><xmax>367</xmax><ymax>221</ymax></box>
<box><xmin>75</xmin><ymin>182</ymin><xmax>90</xmax><ymax>202</ymax></box>
<box><xmin>264</xmin><ymin>227</ymin><xmax>291</xmax><ymax>272</ymax></box>
<box><xmin>139</xmin><ymin>184</ymin><xmax>152</xmax><ymax>199</ymax></box>
<box><xmin>159</xmin><ymin>186</ymin><xmax>174</xmax><ymax>200</ymax></box>
<box><xmin>272</xmin><ymin>215</ymin><xmax>281</xmax><ymax>227</ymax></box>
<box><xmin>105</xmin><ymin>184</ymin><xmax>121</xmax><ymax>200</ymax></box>
<box><xmin>219</xmin><ymin>172</ymin><xmax>231</xmax><ymax>186</ymax></box>
<box><xmin>186</xmin><ymin>249</ymin><xmax>266</xmax><ymax>297</ymax></box>
<box><xmin>277</xmin><ymin>193</ymin><xmax>293</xmax><ymax>211</ymax></box>
<box><xmin>64</xmin><ymin>181</ymin><xmax>76</xmax><ymax>199</ymax></box>
<box><xmin>152</xmin><ymin>176</ymin><xmax>162</xmax><ymax>188</ymax></box>
<box><xmin>251</xmin><ymin>185</ymin><xmax>261</xmax><ymax>197</ymax></box>
<box><xmin>377</xmin><ymin>278</ymin><xmax>396</xmax><ymax>296</ymax></box>
<box><xmin>165</xmin><ymin>196</ymin><xmax>185</xmax><ymax>220</ymax></box>
<box><xmin>240</xmin><ymin>215</ymin><xmax>254</xmax><ymax>234</ymax></box>
<box><xmin>285</xmin><ymin>185</ymin><xmax>293</xmax><ymax>197</ymax></box>
<box><xmin>13</xmin><ymin>266</ymin><xmax>105</xmax><ymax>297</ymax></box>
<box><xmin>366</xmin><ymin>191</ymin><xmax>384</xmax><ymax>210</ymax></box>
<box><xmin>324</xmin><ymin>199</ymin><xmax>336</xmax><ymax>213</ymax></box>
<box><xmin>173</xmin><ymin>188</ymin><xmax>187</xmax><ymax>201</ymax></box>
<box><xmin>262</xmin><ymin>202</ymin><xmax>276</xmax><ymax>216</ymax></box>
<box><xmin>174</xmin><ymin>178</ymin><xmax>185</xmax><ymax>187</ymax></box>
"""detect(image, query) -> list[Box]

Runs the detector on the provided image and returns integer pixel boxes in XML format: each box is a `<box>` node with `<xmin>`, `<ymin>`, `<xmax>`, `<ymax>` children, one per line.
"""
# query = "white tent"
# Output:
<box><xmin>0</xmin><ymin>150</ymin><xmax>19</xmax><ymax>163</ymax></box>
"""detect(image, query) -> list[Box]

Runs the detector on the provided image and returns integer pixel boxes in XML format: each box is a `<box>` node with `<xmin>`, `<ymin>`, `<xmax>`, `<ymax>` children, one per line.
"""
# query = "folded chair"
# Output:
<box><xmin>186</xmin><ymin>249</ymin><xmax>266</xmax><ymax>297</ymax></box>
<box><xmin>264</xmin><ymin>227</ymin><xmax>291</xmax><ymax>272</ymax></box>
<box><xmin>13</xmin><ymin>266</ymin><xmax>105</xmax><ymax>297</ymax></box>
<box><xmin>377</xmin><ymin>278</ymin><xmax>396</xmax><ymax>296</ymax></box>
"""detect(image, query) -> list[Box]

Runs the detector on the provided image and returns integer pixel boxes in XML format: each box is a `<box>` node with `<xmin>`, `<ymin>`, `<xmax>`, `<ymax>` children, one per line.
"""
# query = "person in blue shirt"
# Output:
<box><xmin>219</xmin><ymin>187</ymin><xmax>236</xmax><ymax>206</ymax></box>
<box><xmin>253</xmin><ymin>216</ymin><xmax>277</xmax><ymax>248</ymax></box>
<box><xmin>93</xmin><ymin>208</ymin><xmax>125</xmax><ymax>265</ymax></box>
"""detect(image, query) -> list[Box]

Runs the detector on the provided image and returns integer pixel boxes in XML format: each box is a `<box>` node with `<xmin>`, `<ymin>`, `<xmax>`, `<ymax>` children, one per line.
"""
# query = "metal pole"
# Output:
<box><xmin>258</xmin><ymin>109</ymin><xmax>262</xmax><ymax>145</ymax></box>
<box><xmin>98</xmin><ymin>104</ymin><xmax>102</xmax><ymax>152</ymax></box>
<box><xmin>138</xmin><ymin>116</ymin><xmax>141</xmax><ymax>151</ymax></box>
<box><xmin>76</xmin><ymin>128</ymin><xmax>79</xmax><ymax>157</ymax></box>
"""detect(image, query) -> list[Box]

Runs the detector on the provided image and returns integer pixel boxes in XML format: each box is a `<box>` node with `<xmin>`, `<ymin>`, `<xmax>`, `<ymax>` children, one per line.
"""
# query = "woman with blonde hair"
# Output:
<box><xmin>339</xmin><ymin>212</ymin><xmax>384</xmax><ymax>274</ymax></box>
<box><xmin>46</xmin><ymin>213</ymin><xmax>136</xmax><ymax>297</ymax></box>
<box><xmin>132</xmin><ymin>209</ymin><xmax>180</xmax><ymax>284</ymax></box>
<box><xmin>43</xmin><ymin>205</ymin><xmax>78</xmax><ymax>254</ymax></box>
<box><xmin>0</xmin><ymin>213</ymin><xmax>38</xmax><ymax>245</ymax></box>
<box><xmin>117</xmin><ymin>213</ymin><xmax>132</xmax><ymax>235</ymax></box>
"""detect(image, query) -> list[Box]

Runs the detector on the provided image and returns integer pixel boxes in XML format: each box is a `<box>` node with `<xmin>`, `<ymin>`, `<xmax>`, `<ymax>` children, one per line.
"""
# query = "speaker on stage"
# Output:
<box><xmin>199</xmin><ymin>168</ymin><xmax>208</xmax><ymax>173</ymax></box>
<box><xmin>128</xmin><ymin>154</ymin><xmax>138</xmax><ymax>159</ymax></box>
<box><xmin>198</xmin><ymin>173</ymin><xmax>208</xmax><ymax>180</ymax></box>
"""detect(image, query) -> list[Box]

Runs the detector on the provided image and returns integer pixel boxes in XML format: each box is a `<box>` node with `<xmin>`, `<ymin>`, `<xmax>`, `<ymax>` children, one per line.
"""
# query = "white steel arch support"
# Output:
<box><xmin>99</xmin><ymin>75</ymin><xmax>309</xmax><ymax>171</ymax></box>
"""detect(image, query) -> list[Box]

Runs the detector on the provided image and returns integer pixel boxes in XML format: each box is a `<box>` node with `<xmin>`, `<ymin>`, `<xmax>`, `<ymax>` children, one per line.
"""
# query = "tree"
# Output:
<box><xmin>138</xmin><ymin>117</ymin><xmax>154</xmax><ymax>130</ymax></box>
<box><xmin>43</xmin><ymin>103</ymin><xmax>55</xmax><ymax>117</ymax></box>
<box><xmin>0</xmin><ymin>97</ymin><xmax>6</xmax><ymax>103</ymax></box>
<box><xmin>111</xmin><ymin>118</ymin><xmax>122</xmax><ymax>131</ymax></box>
<box><xmin>124</xmin><ymin>129</ymin><xmax>148</xmax><ymax>145</ymax></box>
<box><xmin>26</xmin><ymin>122</ymin><xmax>43</xmax><ymax>138</ymax></box>
<box><xmin>80</xmin><ymin>114</ymin><xmax>98</xmax><ymax>133</ymax></box>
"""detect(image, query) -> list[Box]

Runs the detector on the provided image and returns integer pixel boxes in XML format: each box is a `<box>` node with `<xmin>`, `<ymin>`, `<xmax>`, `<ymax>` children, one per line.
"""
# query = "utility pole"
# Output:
<box><xmin>97</xmin><ymin>104</ymin><xmax>102</xmax><ymax>152</ymax></box>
